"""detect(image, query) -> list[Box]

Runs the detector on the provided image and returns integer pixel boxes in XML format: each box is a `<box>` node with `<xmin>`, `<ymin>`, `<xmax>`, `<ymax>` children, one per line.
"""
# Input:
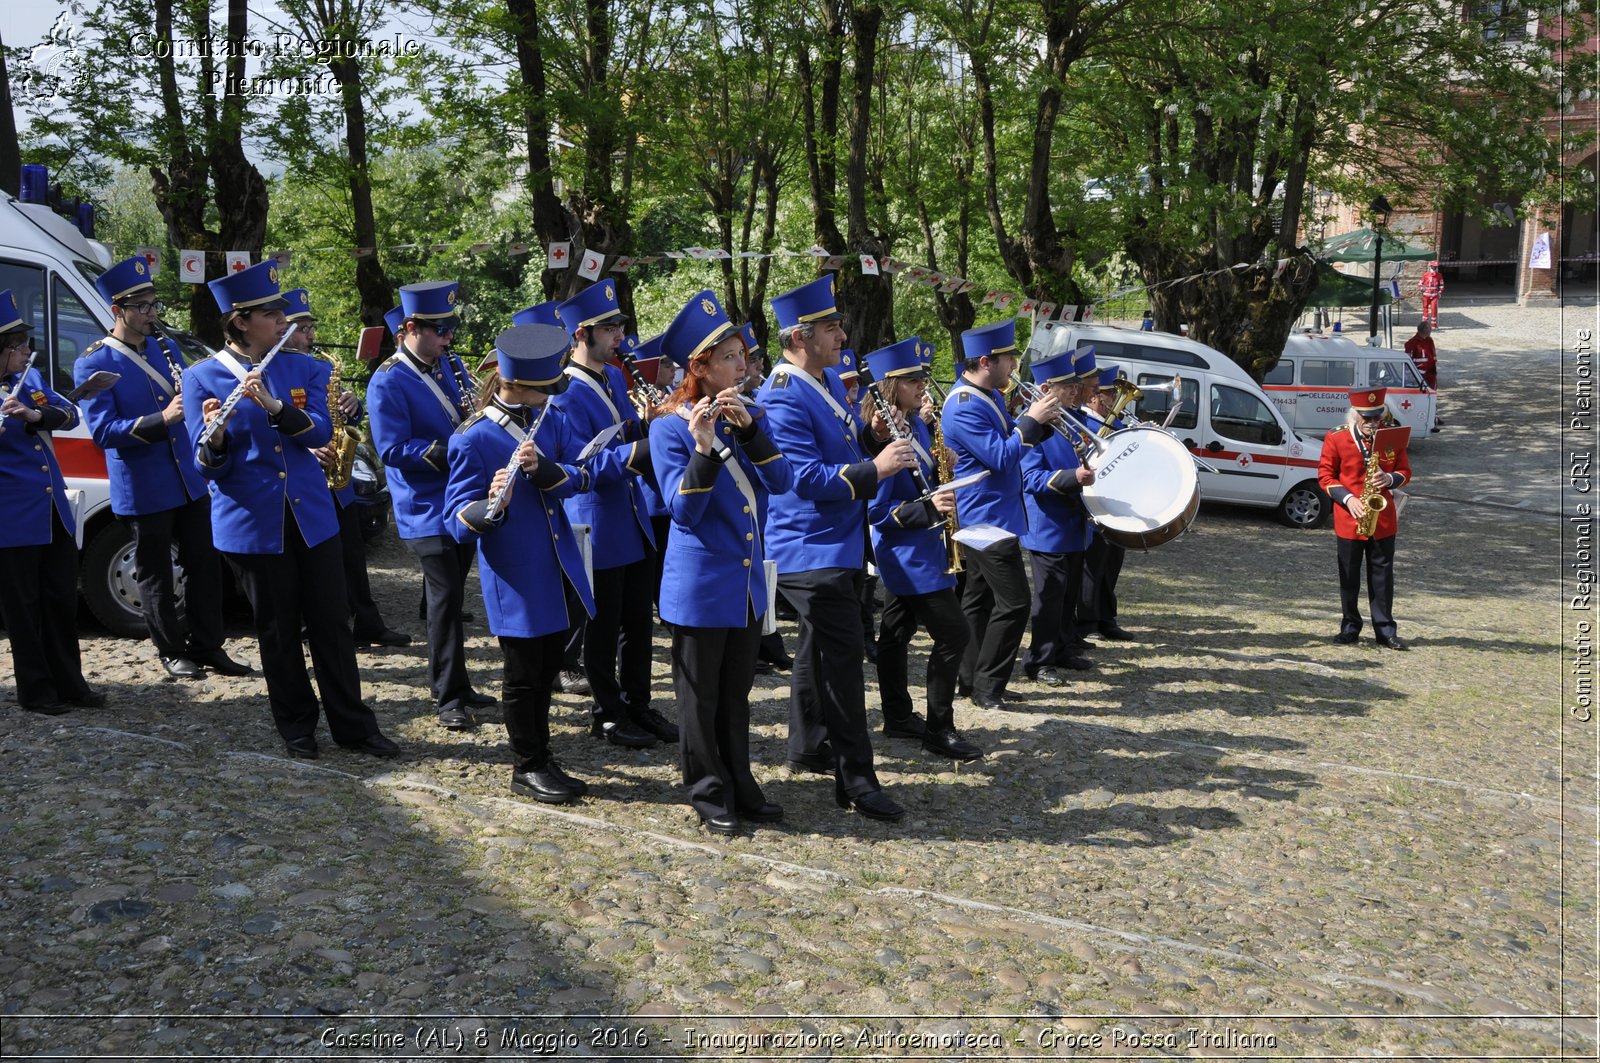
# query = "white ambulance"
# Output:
<box><xmin>1262</xmin><ymin>331</ymin><xmax>1436</xmax><ymax>437</ymax></box>
<box><xmin>1026</xmin><ymin>322</ymin><xmax>1331</xmax><ymax>528</ymax></box>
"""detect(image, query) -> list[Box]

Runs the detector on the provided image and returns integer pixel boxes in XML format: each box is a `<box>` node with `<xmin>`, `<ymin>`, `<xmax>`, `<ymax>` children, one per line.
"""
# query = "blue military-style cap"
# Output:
<box><xmin>959</xmin><ymin>319</ymin><xmax>1017</xmax><ymax>364</ymax></box>
<box><xmin>864</xmin><ymin>337</ymin><xmax>926</xmax><ymax>381</ymax></box>
<box><xmin>558</xmin><ymin>280</ymin><xmax>628</xmax><ymax>335</ymax></box>
<box><xmin>837</xmin><ymin>349</ymin><xmax>859</xmax><ymax>380</ymax></box>
<box><xmin>208</xmin><ymin>260</ymin><xmax>288</xmax><ymax>316</ymax></box>
<box><xmin>740</xmin><ymin>322</ymin><xmax>760</xmax><ymax>352</ymax></box>
<box><xmin>1029</xmin><ymin>351</ymin><xmax>1076</xmax><ymax>385</ymax></box>
<box><xmin>1072</xmin><ymin>344</ymin><xmax>1098</xmax><ymax>380</ymax></box>
<box><xmin>512</xmin><ymin>301</ymin><xmax>563</xmax><ymax>328</ymax></box>
<box><xmin>399</xmin><ymin>281</ymin><xmax>461</xmax><ymax>325</ymax></box>
<box><xmin>631</xmin><ymin>334</ymin><xmax>665</xmax><ymax>378</ymax></box>
<box><xmin>383</xmin><ymin>305</ymin><xmax>404</xmax><ymax>336</ymax></box>
<box><xmin>1096</xmin><ymin>365</ymin><xmax>1124</xmax><ymax>390</ymax></box>
<box><xmin>95</xmin><ymin>256</ymin><xmax>157</xmax><ymax>304</ymax></box>
<box><xmin>0</xmin><ymin>288</ymin><xmax>33</xmax><ymax>334</ymax></box>
<box><xmin>661</xmin><ymin>289</ymin><xmax>737</xmax><ymax>369</ymax></box>
<box><xmin>283</xmin><ymin>288</ymin><xmax>315</xmax><ymax>322</ymax></box>
<box><xmin>495</xmin><ymin>323</ymin><xmax>571</xmax><ymax>394</ymax></box>
<box><xmin>770</xmin><ymin>275</ymin><xmax>842</xmax><ymax>331</ymax></box>
<box><xmin>916</xmin><ymin>339</ymin><xmax>935</xmax><ymax>367</ymax></box>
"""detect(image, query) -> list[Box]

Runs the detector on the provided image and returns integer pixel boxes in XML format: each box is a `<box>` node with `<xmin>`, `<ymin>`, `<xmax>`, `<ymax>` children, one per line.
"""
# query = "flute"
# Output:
<box><xmin>0</xmin><ymin>351</ymin><xmax>40</xmax><ymax>436</ymax></box>
<box><xmin>485</xmin><ymin>401</ymin><xmax>554</xmax><ymax>521</ymax></box>
<box><xmin>196</xmin><ymin>324</ymin><xmax>299</xmax><ymax>450</ymax></box>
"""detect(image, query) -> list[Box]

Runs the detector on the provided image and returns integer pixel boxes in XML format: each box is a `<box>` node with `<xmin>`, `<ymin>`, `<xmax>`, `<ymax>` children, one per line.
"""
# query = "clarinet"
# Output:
<box><xmin>485</xmin><ymin>401</ymin><xmax>554</xmax><ymax>521</ymax></box>
<box><xmin>857</xmin><ymin>367</ymin><xmax>933</xmax><ymax>497</ymax></box>
<box><xmin>196</xmin><ymin>325</ymin><xmax>299</xmax><ymax>450</ymax></box>
<box><xmin>446</xmin><ymin>351</ymin><xmax>477</xmax><ymax>418</ymax></box>
<box><xmin>0</xmin><ymin>351</ymin><xmax>40</xmax><ymax>435</ymax></box>
<box><xmin>152</xmin><ymin>320</ymin><xmax>184</xmax><ymax>396</ymax></box>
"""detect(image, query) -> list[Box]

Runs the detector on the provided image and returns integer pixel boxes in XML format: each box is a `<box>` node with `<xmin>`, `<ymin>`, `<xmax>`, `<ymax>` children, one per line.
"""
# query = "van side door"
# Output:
<box><xmin>1195</xmin><ymin>382</ymin><xmax>1296</xmax><ymax>505</ymax></box>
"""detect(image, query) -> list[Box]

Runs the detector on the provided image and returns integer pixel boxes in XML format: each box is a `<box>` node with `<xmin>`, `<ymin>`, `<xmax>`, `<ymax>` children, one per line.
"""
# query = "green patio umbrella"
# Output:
<box><xmin>1318</xmin><ymin>227</ymin><xmax>1436</xmax><ymax>263</ymax></box>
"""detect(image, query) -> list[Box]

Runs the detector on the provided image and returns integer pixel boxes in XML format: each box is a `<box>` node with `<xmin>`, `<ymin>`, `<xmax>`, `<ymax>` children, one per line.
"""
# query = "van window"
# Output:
<box><xmin>1367</xmin><ymin>359</ymin><xmax>1410</xmax><ymax>388</ymax></box>
<box><xmin>1261</xmin><ymin>361</ymin><xmax>1294</xmax><ymax>385</ymax></box>
<box><xmin>1134</xmin><ymin>373</ymin><xmax>1198</xmax><ymax>430</ymax></box>
<box><xmin>0</xmin><ymin>260</ymin><xmax>47</xmax><ymax>359</ymax></box>
<box><xmin>1084</xmin><ymin>339</ymin><xmax>1207</xmax><ymax>369</ymax></box>
<box><xmin>52</xmin><ymin>277</ymin><xmax>103</xmax><ymax>390</ymax></box>
<box><xmin>1301</xmin><ymin>358</ymin><xmax>1355</xmax><ymax>387</ymax></box>
<box><xmin>1210</xmin><ymin>383</ymin><xmax>1284</xmax><ymax>446</ymax></box>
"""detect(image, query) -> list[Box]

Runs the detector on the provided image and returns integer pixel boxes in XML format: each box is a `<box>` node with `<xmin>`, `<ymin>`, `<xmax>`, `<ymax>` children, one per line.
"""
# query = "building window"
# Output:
<box><xmin>1468</xmin><ymin>0</ymin><xmax>1530</xmax><ymax>43</ymax></box>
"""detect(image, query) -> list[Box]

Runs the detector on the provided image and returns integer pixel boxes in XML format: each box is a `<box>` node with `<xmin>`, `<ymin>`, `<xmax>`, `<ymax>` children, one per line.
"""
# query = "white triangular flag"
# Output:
<box><xmin>993</xmin><ymin>292</ymin><xmax>1014</xmax><ymax>311</ymax></box>
<box><xmin>178</xmin><ymin>250</ymin><xmax>205</xmax><ymax>284</ymax></box>
<box><xmin>1081</xmin><ymin>305</ymin><xmax>1094</xmax><ymax>322</ymax></box>
<box><xmin>859</xmin><ymin>254</ymin><xmax>879</xmax><ymax>276</ymax></box>
<box><xmin>507</xmin><ymin>242</ymin><xmax>530</xmax><ymax>257</ymax></box>
<box><xmin>547</xmin><ymin>242</ymin><xmax>571</xmax><ymax>269</ymax></box>
<box><xmin>1018</xmin><ymin>298</ymin><xmax>1037</xmax><ymax>315</ymax></box>
<box><xmin>806</xmin><ymin>245</ymin><xmax>829</xmax><ymax>258</ymax></box>
<box><xmin>823</xmin><ymin>255</ymin><xmax>849</xmax><ymax>269</ymax></box>
<box><xmin>684</xmin><ymin>246</ymin><xmax>711</xmax><ymax>259</ymax></box>
<box><xmin>981</xmin><ymin>289</ymin><xmax>999</xmax><ymax>305</ymax></box>
<box><xmin>708</xmin><ymin>248</ymin><xmax>731</xmax><ymax>260</ymax></box>
<box><xmin>609</xmin><ymin>255</ymin><xmax>635</xmax><ymax>272</ymax></box>
<box><xmin>269</xmin><ymin>249</ymin><xmax>291</xmax><ymax>269</ymax></box>
<box><xmin>225</xmin><ymin>250</ymin><xmax>251</xmax><ymax>274</ymax></box>
<box><xmin>135</xmin><ymin>247</ymin><xmax>161</xmax><ymax>277</ymax></box>
<box><xmin>577</xmin><ymin>250</ymin><xmax>604</xmax><ymax>280</ymax></box>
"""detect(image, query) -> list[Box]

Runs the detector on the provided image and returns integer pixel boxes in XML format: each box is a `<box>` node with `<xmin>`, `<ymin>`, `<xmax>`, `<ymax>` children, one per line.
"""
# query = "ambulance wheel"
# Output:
<box><xmin>1277</xmin><ymin>480</ymin><xmax>1328</xmax><ymax>529</ymax></box>
<box><xmin>81</xmin><ymin>522</ymin><xmax>186</xmax><ymax>638</ymax></box>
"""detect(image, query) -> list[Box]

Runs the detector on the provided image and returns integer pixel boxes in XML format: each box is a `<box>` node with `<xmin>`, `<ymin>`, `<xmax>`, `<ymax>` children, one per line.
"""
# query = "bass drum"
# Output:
<box><xmin>1082</xmin><ymin>426</ymin><xmax>1200</xmax><ymax>550</ymax></box>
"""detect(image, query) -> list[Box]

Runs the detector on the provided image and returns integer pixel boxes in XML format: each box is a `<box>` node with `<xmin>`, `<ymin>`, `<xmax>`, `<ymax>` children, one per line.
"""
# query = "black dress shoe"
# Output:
<box><xmin>590</xmin><ymin>718</ymin><xmax>655</xmax><ymax>748</ymax></box>
<box><xmin>738</xmin><ymin>801</ymin><xmax>785</xmax><ymax>823</ymax></box>
<box><xmin>971</xmin><ymin>692</ymin><xmax>1006</xmax><ymax>711</ymax></box>
<box><xmin>863</xmin><ymin>638</ymin><xmax>878</xmax><ymax>663</ymax></box>
<box><xmin>1376</xmin><ymin>635</ymin><xmax>1410</xmax><ymax>651</ymax></box>
<box><xmin>511</xmin><ymin>768</ymin><xmax>578</xmax><ymax>804</ymax></box>
<box><xmin>338</xmin><ymin>733</ymin><xmax>401</xmax><ymax>758</ymax></box>
<box><xmin>20</xmin><ymin>701</ymin><xmax>71</xmax><ymax>716</ymax></box>
<box><xmin>882</xmin><ymin>713</ymin><xmax>927</xmax><ymax>740</ymax></box>
<box><xmin>1098</xmin><ymin>623</ymin><xmax>1135</xmax><ymax>642</ymax></box>
<box><xmin>844</xmin><ymin>788</ymin><xmax>906</xmax><ymax>822</ymax></box>
<box><xmin>631</xmin><ymin>708</ymin><xmax>680</xmax><ymax>742</ymax></box>
<box><xmin>464</xmin><ymin>689</ymin><xmax>498</xmax><ymax>709</ymax></box>
<box><xmin>160</xmin><ymin>656</ymin><xmax>203</xmax><ymax>679</ymax></box>
<box><xmin>956</xmin><ymin>680</ymin><xmax>974</xmax><ymax>698</ymax></box>
<box><xmin>757</xmin><ymin>648</ymin><xmax>793</xmax><ymax>671</ymax></box>
<box><xmin>461</xmin><ymin>610</ymin><xmax>476</xmax><ymax>623</ymax></box>
<box><xmin>354</xmin><ymin>628</ymin><xmax>413</xmax><ymax>648</ymax></box>
<box><xmin>556</xmin><ymin>670</ymin><xmax>592</xmax><ymax>695</ymax></box>
<box><xmin>65</xmin><ymin>688</ymin><xmax>106</xmax><ymax>708</ymax></box>
<box><xmin>1058</xmin><ymin>654</ymin><xmax>1094</xmax><ymax>671</ymax></box>
<box><xmin>699</xmin><ymin>812</ymin><xmax>742</xmax><ymax>835</ymax></box>
<box><xmin>543</xmin><ymin>760</ymin><xmax>589</xmax><ymax>797</ymax></box>
<box><xmin>1333</xmin><ymin>630</ymin><xmax>1359</xmax><ymax>645</ymax></box>
<box><xmin>923</xmin><ymin>728</ymin><xmax>984</xmax><ymax>762</ymax></box>
<box><xmin>1032</xmin><ymin>667</ymin><xmax>1066</xmax><ymax>687</ymax></box>
<box><xmin>786</xmin><ymin>750</ymin><xmax>834</xmax><ymax>775</ymax></box>
<box><xmin>189</xmin><ymin>649</ymin><xmax>254</xmax><ymax>676</ymax></box>
<box><xmin>283</xmin><ymin>735</ymin><xmax>320</xmax><ymax>759</ymax></box>
<box><xmin>437</xmin><ymin>706</ymin><xmax>479</xmax><ymax>731</ymax></box>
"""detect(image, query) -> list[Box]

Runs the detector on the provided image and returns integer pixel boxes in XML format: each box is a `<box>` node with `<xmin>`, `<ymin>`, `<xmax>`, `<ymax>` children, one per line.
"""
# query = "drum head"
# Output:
<box><xmin>1082</xmin><ymin>428</ymin><xmax>1200</xmax><ymax>540</ymax></box>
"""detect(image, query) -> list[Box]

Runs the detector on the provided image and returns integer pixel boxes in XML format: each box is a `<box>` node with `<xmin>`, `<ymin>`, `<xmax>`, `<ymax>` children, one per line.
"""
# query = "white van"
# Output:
<box><xmin>1026</xmin><ymin>322</ymin><xmax>1330</xmax><ymax>528</ymax></box>
<box><xmin>1263</xmin><ymin>331</ymin><xmax>1435</xmax><ymax>437</ymax></box>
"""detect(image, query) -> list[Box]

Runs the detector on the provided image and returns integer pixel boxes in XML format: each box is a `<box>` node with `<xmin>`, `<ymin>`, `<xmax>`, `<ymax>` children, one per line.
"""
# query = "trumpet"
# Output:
<box><xmin>196</xmin><ymin>325</ymin><xmax>297</xmax><ymax>450</ymax></box>
<box><xmin>1100</xmin><ymin>375</ymin><xmax>1181</xmax><ymax>437</ymax></box>
<box><xmin>1015</xmin><ymin>379</ymin><xmax>1110</xmax><ymax>464</ymax></box>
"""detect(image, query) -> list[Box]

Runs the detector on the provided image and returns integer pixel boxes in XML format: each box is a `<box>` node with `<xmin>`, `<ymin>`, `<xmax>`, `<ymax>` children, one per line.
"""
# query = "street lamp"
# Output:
<box><xmin>1368</xmin><ymin>193</ymin><xmax>1392</xmax><ymax>342</ymax></box>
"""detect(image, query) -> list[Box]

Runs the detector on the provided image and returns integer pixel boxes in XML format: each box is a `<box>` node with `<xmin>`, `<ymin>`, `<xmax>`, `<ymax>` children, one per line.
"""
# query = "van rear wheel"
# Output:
<box><xmin>1277</xmin><ymin>480</ymin><xmax>1328</xmax><ymax>529</ymax></box>
<box><xmin>81</xmin><ymin>522</ymin><xmax>185</xmax><ymax>638</ymax></box>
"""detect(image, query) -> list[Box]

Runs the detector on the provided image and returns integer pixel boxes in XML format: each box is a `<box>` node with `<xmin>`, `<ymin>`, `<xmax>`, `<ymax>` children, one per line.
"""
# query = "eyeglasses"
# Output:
<box><xmin>1</xmin><ymin>335</ymin><xmax>34</xmax><ymax>354</ymax></box>
<box><xmin>421</xmin><ymin>320</ymin><xmax>459</xmax><ymax>336</ymax></box>
<box><xmin>121</xmin><ymin>300</ymin><xmax>165</xmax><ymax>315</ymax></box>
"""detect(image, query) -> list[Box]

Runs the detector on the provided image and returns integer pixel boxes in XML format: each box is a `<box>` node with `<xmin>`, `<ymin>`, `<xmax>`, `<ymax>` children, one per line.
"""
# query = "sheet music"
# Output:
<box><xmin>928</xmin><ymin>469</ymin><xmax>990</xmax><ymax>496</ymax></box>
<box><xmin>67</xmin><ymin>371</ymin><xmax>121</xmax><ymax>401</ymax></box>
<box><xmin>951</xmin><ymin>523</ymin><xmax>1017</xmax><ymax>551</ymax></box>
<box><xmin>577</xmin><ymin>422</ymin><xmax>627</xmax><ymax>462</ymax></box>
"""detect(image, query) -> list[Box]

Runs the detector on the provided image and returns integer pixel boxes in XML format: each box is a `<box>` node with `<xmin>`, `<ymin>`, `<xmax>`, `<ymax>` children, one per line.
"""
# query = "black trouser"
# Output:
<box><xmin>228</xmin><ymin>511</ymin><xmax>377</xmax><ymax>745</ymax></box>
<box><xmin>674</xmin><ymin>615</ymin><xmax>766</xmax><ymax>820</ymax></box>
<box><xmin>650</xmin><ymin>514</ymin><xmax>671</xmax><ymax>615</ymax></box>
<box><xmin>957</xmin><ymin>538</ymin><xmax>1030</xmax><ymax>699</ymax></box>
<box><xmin>406</xmin><ymin>535</ymin><xmax>474</xmax><ymax>715</ymax></box>
<box><xmin>500</xmin><ymin>630</ymin><xmax>567</xmax><ymax>773</ymax></box>
<box><xmin>0</xmin><ymin>511</ymin><xmax>89</xmax><ymax>708</ymax></box>
<box><xmin>336</xmin><ymin>495</ymin><xmax>388</xmax><ymax>638</ymax></box>
<box><xmin>127</xmin><ymin>495</ymin><xmax>225</xmax><ymax>659</ymax></box>
<box><xmin>1337</xmin><ymin>534</ymin><xmax>1397</xmax><ymax>639</ymax></box>
<box><xmin>1078</xmin><ymin>535</ymin><xmax>1125</xmax><ymax>634</ymax></box>
<box><xmin>1023</xmin><ymin>549</ymin><xmax>1085</xmax><ymax>673</ymax></box>
<box><xmin>860</xmin><ymin>573</ymin><xmax>879</xmax><ymax>643</ymax></box>
<box><xmin>780</xmin><ymin>567</ymin><xmax>881</xmax><ymax>798</ymax></box>
<box><xmin>878</xmin><ymin>585</ymin><xmax>969</xmax><ymax>733</ymax></box>
<box><xmin>585</xmin><ymin>553</ymin><xmax>657</xmax><ymax>725</ymax></box>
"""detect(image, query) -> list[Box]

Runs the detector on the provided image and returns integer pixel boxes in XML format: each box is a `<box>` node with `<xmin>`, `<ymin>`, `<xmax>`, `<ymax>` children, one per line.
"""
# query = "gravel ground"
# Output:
<box><xmin>1</xmin><ymin>300</ymin><xmax>1595</xmax><ymax>1059</ymax></box>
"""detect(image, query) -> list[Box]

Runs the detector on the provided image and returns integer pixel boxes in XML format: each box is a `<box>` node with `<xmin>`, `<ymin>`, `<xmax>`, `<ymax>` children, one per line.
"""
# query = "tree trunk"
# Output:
<box><xmin>507</xmin><ymin>0</ymin><xmax>576</xmax><ymax>302</ymax></box>
<box><xmin>836</xmin><ymin>0</ymin><xmax>892</xmax><ymax>352</ymax></box>
<box><xmin>0</xmin><ymin>32</ymin><xmax>19</xmax><ymax>198</ymax></box>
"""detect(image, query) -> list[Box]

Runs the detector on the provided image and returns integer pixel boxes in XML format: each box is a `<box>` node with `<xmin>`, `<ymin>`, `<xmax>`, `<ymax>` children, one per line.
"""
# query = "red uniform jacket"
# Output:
<box><xmin>1318</xmin><ymin>424</ymin><xmax>1411</xmax><ymax>540</ymax></box>
<box><xmin>1404</xmin><ymin>335</ymin><xmax>1437</xmax><ymax>389</ymax></box>
<box><xmin>1419</xmin><ymin>268</ymin><xmax>1444</xmax><ymax>297</ymax></box>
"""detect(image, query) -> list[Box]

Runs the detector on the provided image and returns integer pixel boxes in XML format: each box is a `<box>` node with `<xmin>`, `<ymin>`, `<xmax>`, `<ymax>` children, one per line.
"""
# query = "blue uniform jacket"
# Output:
<box><xmin>0</xmin><ymin>367</ymin><xmax>78</xmax><ymax>547</ymax></box>
<box><xmin>183</xmin><ymin>349</ymin><xmax>337</xmax><ymax>554</ymax></box>
<box><xmin>75</xmin><ymin>334</ymin><xmax>206</xmax><ymax>516</ymax></box>
<box><xmin>650</xmin><ymin>406</ymin><xmax>792</xmax><ymax>628</ymax></box>
<box><xmin>755</xmin><ymin>361</ymin><xmax>879</xmax><ymax>574</ymax></box>
<box><xmin>1020</xmin><ymin>427</ymin><xmax>1093</xmax><ymax>555</ymax></box>
<box><xmin>868</xmin><ymin>417</ymin><xmax>954</xmax><ymax>597</ymax></box>
<box><xmin>941</xmin><ymin>382</ymin><xmax>1045</xmax><ymax>536</ymax></box>
<box><xmin>549</xmin><ymin>363</ymin><xmax>654</xmax><ymax>569</ymax></box>
<box><xmin>446</xmin><ymin>401</ymin><xmax>597</xmax><ymax>639</ymax></box>
<box><xmin>367</xmin><ymin>349</ymin><xmax>467</xmax><ymax>539</ymax></box>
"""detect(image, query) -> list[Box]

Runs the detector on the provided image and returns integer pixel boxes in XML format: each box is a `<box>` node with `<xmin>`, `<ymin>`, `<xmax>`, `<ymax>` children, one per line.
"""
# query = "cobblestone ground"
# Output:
<box><xmin>1</xmin><ymin>303</ymin><xmax>1595</xmax><ymax>1059</ymax></box>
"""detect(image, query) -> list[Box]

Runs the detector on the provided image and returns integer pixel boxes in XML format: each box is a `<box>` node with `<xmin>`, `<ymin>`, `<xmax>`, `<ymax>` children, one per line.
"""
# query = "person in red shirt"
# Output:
<box><xmin>1403</xmin><ymin>321</ymin><xmax>1441</xmax><ymax>430</ymax></box>
<box><xmin>1317</xmin><ymin>387</ymin><xmax>1413</xmax><ymax>650</ymax></box>
<box><xmin>1419</xmin><ymin>261</ymin><xmax>1444</xmax><ymax>328</ymax></box>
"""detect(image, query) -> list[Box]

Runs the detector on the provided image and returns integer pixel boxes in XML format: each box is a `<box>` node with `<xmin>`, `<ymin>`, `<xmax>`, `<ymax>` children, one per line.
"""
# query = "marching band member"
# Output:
<box><xmin>281</xmin><ymin>289</ymin><xmax>410</xmax><ymax>648</ymax></box>
<box><xmin>745</xmin><ymin>323</ymin><xmax>793</xmax><ymax>674</ymax></box>
<box><xmin>626</xmin><ymin>334</ymin><xmax>673</xmax><ymax>617</ymax></box>
<box><xmin>368</xmin><ymin>281</ymin><xmax>493</xmax><ymax>731</ymax></box>
<box><xmin>552</xmin><ymin>281</ymin><xmax>670</xmax><ymax>747</ymax></box>
<box><xmin>837</xmin><ymin>350</ymin><xmax>880</xmax><ymax>662</ymax></box>
<box><xmin>446</xmin><ymin>324</ymin><xmax>598</xmax><ymax>802</ymax></box>
<box><xmin>942</xmin><ymin>318</ymin><xmax>1059</xmax><ymax>710</ymax></box>
<box><xmin>77</xmin><ymin>257</ymin><xmax>249</xmax><ymax>679</ymax></box>
<box><xmin>756</xmin><ymin>275</ymin><xmax>914</xmax><ymax>823</ymax></box>
<box><xmin>185</xmin><ymin>262</ymin><xmax>397</xmax><ymax>759</ymax></box>
<box><xmin>0</xmin><ymin>290</ymin><xmax>101</xmax><ymax>715</ymax></box>
<box><xmin>864</xmin><ymin>337</ymin><xmax>981</xmax><ymax>761</ymax></box>
<box><xmin>652</xmin><ymin>289</ymin><xmax>793</xmax><ymax>834</ymax></box>
<box><xmin>1319</xmin><ymin>387</ymin><xmax>1412</xmax><ymax>650</ymax></box>
<box><xmin>1077</xmin><ymin>366</ymin><xmax>1134</xmax><ymax>642</ymax></box>
<box><xmin>1019</xmin><ymin>349</ymin><xmax>1095</xmax><ymax>686</ymax></box>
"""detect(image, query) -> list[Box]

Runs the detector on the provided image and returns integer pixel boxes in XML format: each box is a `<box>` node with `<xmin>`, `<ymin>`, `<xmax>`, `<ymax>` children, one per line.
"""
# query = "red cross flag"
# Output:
<box><xmin>577</xmin><ymin>249</ymin><xmax>604</xmax><ymax>280</ymax></box>
<box><xmin>859</xmin><ymin>254</ymin><xmax>879</xmax><ymax>276</ymax></box>
<box><xmin>684</xmin><ymin>247</ymin><xmax>711</xmax><ymax>259</ymax></box>
<box><xmin>134</xmin><ymin>247</ymin><xmax>161</xmax><ymax>277</ymax></box>
<box><xmin>225</xmin><ymin>250</ymin><xmax>251</xmax><ymax>274</ymax></box>
<box><xmin>609</xmin><ymin>256</ymin><xmax>635</xmax><ymax>273</ymax></box>
<box><xmin>805</xmin><ymin>245</ymin><xmax>829</xmax><ymax>258</ymax></box>
<box><xmin>1018</xmin><ymin>298</ymin><xmax>1037</xmax><ymax>316</ymax></box>
<box><xmin>178</xmin><ymin>249</ymin><xmax>205</xmax><ymax>284</ymax></box>
<box><xmin>508</xmin><ymin>242</ymin><xmax>530</xmax><ymax>257</ymax></box>
<box><xmin>1037</xmin><ymin>301</ymin><xmax>1057</xmax><ymax>320</ymax></box>
<box><xmin>547</xmin><ymin>242</ymin><xmax>571</xmax><ymax>269</ymax></box>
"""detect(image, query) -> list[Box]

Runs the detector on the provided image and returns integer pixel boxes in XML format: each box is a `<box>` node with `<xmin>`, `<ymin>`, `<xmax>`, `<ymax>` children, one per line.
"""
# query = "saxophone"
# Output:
<box><xmin>930</xmin><ymin>406</ymin><xmax>965</xmax><ymax>575</ymax></box>
<box><xmin>1354</xmin><ymin>442</ymin><xmax>1388</xmax><ymax>538</ymax></box>
<box><xmin>323</xmin><ymin>354</ymin><xmax>362</xmax><ymax>490</ymax></box>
